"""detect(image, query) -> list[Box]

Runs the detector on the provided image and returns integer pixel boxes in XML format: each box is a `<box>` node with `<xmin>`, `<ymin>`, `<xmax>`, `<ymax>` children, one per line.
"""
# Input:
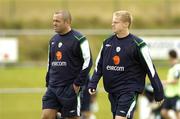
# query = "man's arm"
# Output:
<box><xmin>163</xmin><ymin>69</ymin><xmax>180</xmax><ymax>85</ymax></box>
<box><xmin>139</xmin><ymin>43</ymin><xmax>164</xmax><ymax>102</ymax></box>
<box><xmin>88</xmin><ymin>45</ymin><xmax>104</xmax><ymax>94</ymax></box>
<box><xmin>162</xmin><ymin>79</ymin><xmax>179</xmax><ymax>85</ymax></box>
<box><xmin>73</xmin><ymin>37</ymin><xmax>92</xmax><ymax>87</ymax></box>
<box><xmin>45</xmin><ymin>43</ymin><xmax>51</xmax><ymax>87</ymax></box>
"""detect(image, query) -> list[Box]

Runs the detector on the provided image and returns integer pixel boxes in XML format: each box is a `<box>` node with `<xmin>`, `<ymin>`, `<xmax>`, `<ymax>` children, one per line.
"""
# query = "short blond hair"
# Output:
<box><xmin>113</xmin><ymin>10</ymin><xmax>133</xmax><ymax>28</ymax></box>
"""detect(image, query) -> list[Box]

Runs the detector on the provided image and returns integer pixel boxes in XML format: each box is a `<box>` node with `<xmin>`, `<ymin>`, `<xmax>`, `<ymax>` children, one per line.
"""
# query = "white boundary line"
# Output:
<box><xmin>1</xmin><ymin>29</ymin><xmax>180</xmax><ymax>36</ymax></box>
<box><xmin>0</xmin><ymin>87</ymin><xmax>105</xmax><ymax>94</ymax></box>
<box><xmin>0</xmin><ymin>88</ymin><xmax>46</xmax><ymax>94</ymax></box>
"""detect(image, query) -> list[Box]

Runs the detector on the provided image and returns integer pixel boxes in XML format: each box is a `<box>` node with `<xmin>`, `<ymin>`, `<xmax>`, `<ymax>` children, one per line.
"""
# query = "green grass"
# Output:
<box><xmin>0</xmin><ymin>63</ymin><xmax>169</xmax><ymax>119</ymax></box>
<box><xmin>0</xmin><ymin>93</ymin><xmax>43</xmax><ymax>119</ymax></box>
<box><xmin>0</xmin><ymin>66</ymin><xmax>45</xmax><ymax>88</ymax></box>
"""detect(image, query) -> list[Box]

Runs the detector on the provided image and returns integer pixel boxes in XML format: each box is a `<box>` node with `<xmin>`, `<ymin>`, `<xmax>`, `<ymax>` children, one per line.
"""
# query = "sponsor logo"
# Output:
<box><xmin>53</xmin><ymin>51</ymin><xmax>67</xmax><ymax>67</ymax></box>
<box><xmin>107</xmin><ymin>55</ymin><xmax>124</xmax><ymax>71</ymax></box>
<box><xmin>106</xmin><ymin>65</ymin><xmax>124</xmax><ymax>71</ymax></box>
<box><xmin>56</xmin><ymin>51</ymin><xmax>62</xmax><ymax>60</ymax></box>
<box><xmin>58</xmin><ymin>42</ymin><xmax>63</xmax><ymax>48</ymax></box>
<box><xmin>113</xmin><ymin>55</ymin><xmax>120</xmax><ymax>65</ymax></box>
<box><xmin>105</xmin><ymin>44</ymin><xmax>111</xmax><ymax>47</ymax></box>
<box><xmin>120</xmin><ymin>110</ymin><xmax>126</xmax><ymax>114</ymax></box>
<box><xmin>116</xmin><ymin>46</ymin><xmax>121</xmax><ymax>52</ymax></box>
<box><xmin>51</xmin><ymin>61</ymin><xmax>67</xmax><ymax>66</ymax></box>
<box><xmin>69</xmin><ymin>110</ymin><xmax>75</xmax><ymax>113</ymax></box>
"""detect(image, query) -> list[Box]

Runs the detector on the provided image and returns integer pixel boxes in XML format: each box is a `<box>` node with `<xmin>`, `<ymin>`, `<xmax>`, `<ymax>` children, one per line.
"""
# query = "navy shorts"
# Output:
<box><xmin>162</xmin><ymin>96</ymin><xmax>180</xmax><ymax>112</ymax></box>
<box><xmin>108</xmin><ymin>91</ymin><xmax>138</xmax><ymax>119</ymax></box>
<box><xmin>42</xmin><ymin>85</ymin><xmax>81</xmax><ymax>118</ymax></box>
<box><xmin>80</xmin><ymin>85</ymin><xmax>91</xmax><ymax>112</ymax></box>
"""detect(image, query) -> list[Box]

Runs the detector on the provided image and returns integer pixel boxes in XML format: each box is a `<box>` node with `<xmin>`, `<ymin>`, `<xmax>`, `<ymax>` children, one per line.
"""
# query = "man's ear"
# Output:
<box><xmin>124</xmin><ymin>22</ymin><xmax>129</xmax><ymax>28</ymax></box>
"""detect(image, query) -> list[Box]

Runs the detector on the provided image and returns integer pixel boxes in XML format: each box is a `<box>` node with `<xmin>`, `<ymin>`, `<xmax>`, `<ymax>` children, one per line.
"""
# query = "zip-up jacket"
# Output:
<box><xmin>88</xmin><ymin>33</ymin><xmax>164</xmax><ymax>101</ymax></box>
<box><xmin>46</xmin><ymin>29</ymin><xmax>92</xmax><ymax>87</ymax></box>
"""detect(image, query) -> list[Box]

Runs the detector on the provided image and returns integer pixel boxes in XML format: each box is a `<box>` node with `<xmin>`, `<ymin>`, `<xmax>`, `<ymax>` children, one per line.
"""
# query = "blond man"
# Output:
<box><xmin>88</xmin><ymin>10</ymin><xmax>164</xmax><ymax>119</ymax></box>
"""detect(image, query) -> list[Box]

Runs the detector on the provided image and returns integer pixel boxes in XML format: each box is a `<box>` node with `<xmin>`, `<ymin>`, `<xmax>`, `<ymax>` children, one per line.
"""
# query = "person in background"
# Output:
<box><xmin>161</xmin><ymin>49</ymin><xmax>180</xmax><ymax>119</ymax></box>
<box><xmin>139</xmin><ymin>84</ymin><xmax>162</xmax><ymax>119</ymax></box>
<box><xmin>80</xmin><ymin>75</ymin><xmax>98</xmax><ymax>119</ymax></box>
<box><xmin>41</xmin><ymin>10</ymin><xmax>92</xmax><ymax>119</ymax></box>
<box><xmin>88</xmin><ymin>10</ymin><xmax>164</xmax><ymax>119</ymax></box>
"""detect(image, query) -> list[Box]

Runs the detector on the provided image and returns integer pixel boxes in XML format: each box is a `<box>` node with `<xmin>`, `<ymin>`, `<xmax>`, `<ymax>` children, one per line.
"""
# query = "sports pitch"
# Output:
<box><xmin>0</xmin><ymin>62</ymin><xmax>168</xmax><ymax>119</ymax></box>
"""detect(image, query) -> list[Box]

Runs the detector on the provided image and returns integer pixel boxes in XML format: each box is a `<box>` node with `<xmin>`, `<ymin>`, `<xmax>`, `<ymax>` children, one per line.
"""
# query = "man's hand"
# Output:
<box><xmin>73</xmin><ymin>84</ymin><xmax>80</xmax><ymax>94</ymax></box>
<box><xmin>88</xmin><ymin>88</ymin><xmax>96</xmax><ymax>95</ymax></box>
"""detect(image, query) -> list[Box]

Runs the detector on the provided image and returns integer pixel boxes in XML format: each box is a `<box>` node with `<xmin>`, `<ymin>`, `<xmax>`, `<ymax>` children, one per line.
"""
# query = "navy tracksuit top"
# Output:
<box><xmin>46</xmin><ymin>29</ymin><xmax>92</xmax><ymax>87</ymax></box>
<box><xmin>88</xmin><ymin>33</ymin><xmax>164</xmax><ymax>101</ymax></box>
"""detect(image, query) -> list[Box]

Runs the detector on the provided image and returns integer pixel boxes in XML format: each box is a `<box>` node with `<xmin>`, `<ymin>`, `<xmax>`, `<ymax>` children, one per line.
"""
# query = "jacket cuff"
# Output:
<box><xmin>154</xmin><ymin>91</ymin><xmax>164</xmax><ymax>101</ymax></box>
<box><xmin>88</xmin><ymin>82</ymin><xmax>97</xmax><ymax>89</ymax></box>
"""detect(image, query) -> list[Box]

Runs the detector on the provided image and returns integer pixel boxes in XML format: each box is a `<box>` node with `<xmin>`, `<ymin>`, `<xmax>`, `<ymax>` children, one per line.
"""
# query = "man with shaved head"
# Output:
<box><xmin>41</xmin><ymin>10</ymin><xmax>92</xmax><ymax>119</ymax></box>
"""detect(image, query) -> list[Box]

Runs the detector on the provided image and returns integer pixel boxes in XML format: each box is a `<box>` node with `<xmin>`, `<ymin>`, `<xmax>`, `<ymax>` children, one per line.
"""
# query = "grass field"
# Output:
<box><xmin>0</xmin><ymin>61</ymin><xmax>168</xmax><ymax>119</ymax></box>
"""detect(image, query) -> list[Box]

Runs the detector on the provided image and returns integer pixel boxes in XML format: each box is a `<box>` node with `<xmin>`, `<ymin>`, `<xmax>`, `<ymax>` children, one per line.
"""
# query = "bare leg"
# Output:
<box><xmin>176</xmin><ymin>111</ymin><xmax>180</xmax><ymax>119</ymax></box>
<box><xmin>161</xmin><ymin>109</ymin><xmax>171</xmax><ymax>119</ymax></box>
<box><xmin>115</xmin><ymin>115</ymin><xmax>127</xmax><ymax>119</ymax></box>
<box><xmin>81</xmin><ymin>111</ymin><xmax>91</xmax><ymax>119</ymax></box>
<box><xmin>41</xmin><ymin>109</ymin><xmax>58</xmax><ymax>119</ymax></box>
<box><xmin>65</xmin><ymin>117</ymin><xmax>80</xmax><ymax>119</ymax></box>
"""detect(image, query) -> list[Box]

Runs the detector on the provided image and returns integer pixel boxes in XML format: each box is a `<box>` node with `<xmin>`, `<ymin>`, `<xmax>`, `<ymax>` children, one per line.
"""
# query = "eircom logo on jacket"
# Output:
<box><xmin>51</xmin><ymin>51</ymin><xmax>67</xmax><ymax>67</ymax></box>
<box><xmin>106</xmin><ymin>55</ymin><xmax>124</xmax><ymax>71</ymax></box>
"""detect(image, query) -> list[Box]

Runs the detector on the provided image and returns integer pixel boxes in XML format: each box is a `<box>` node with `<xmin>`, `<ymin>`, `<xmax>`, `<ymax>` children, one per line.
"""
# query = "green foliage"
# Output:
<box><xmin>18</xmin><ymin>36</ymin><xmax>50</xmax><ymax>61</ymax></box>
<box><xmin>14</xmin><ymin>35</ymin><xmax>105</xmax><ymax>62</ymax></box>
<box><xmin>172</xmin><ymin>16</ymin><xmax>180</xmax><ymax>28</ymax></box>
<box><xmin>73</xmin><ymin>17</ymin><xmax>110</xmax><ymax>29</ymax></box>
<box><xmin>0</xmin><ymin>0</ymin><xmax>180</xmax><ymax>29</ymax></box>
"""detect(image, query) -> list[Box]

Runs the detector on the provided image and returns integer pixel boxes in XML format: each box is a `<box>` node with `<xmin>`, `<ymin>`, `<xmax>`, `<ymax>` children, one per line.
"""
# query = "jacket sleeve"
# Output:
<box><xmin>88</xmin><ymin>44</ymin><xmax>104</xmax><ymax>89</ymax></box>
<box><xmin>73</xmin><ymin>37</ymin><xmax>92</xmax><ymax>86</ymax></box>
<box><xmin>45</xmin><ymin>42</ymin><xmax>51</xmax><ymax>87</ymax></box>
<box><xmin>138</xmin><ymin>42</ymin><xmax>164</xmax><ymax>101</ymax></box>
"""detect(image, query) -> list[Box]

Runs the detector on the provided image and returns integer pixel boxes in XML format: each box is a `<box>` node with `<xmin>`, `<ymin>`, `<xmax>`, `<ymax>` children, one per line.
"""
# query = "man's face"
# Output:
<box><xmin>53</xmin><ymin>14</ymin><xmax>68</xmax><ymax>33</ymax></box>
<box><xmin>112</xmin><ymin>15</ymin><xmax>127</xmax><ymax>34</ymax></box>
